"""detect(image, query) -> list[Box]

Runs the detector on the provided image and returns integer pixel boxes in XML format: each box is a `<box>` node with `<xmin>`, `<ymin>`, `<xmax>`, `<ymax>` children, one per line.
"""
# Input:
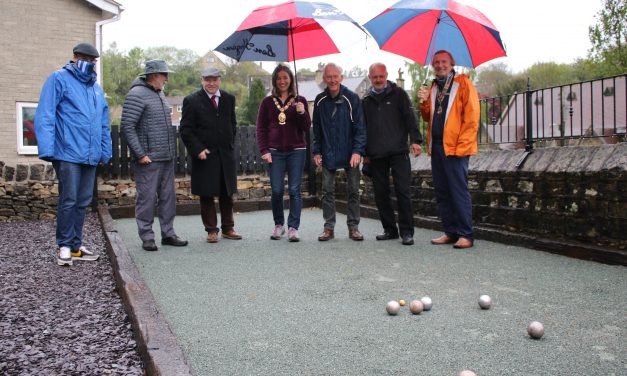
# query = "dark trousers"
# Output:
<box><xmin>431</xmin><ymin>142</ymin><xmax>473</xmax><ymax>240</ymax></box>
<box><xmin>199</xmin><ymin>173</ymin><xmax>234</xmax><ymax>234</ymax></box>
<box><xmin>370</xmin><ymin>153</ymin><xmax>414</xmax><ymax>236</ymax></box>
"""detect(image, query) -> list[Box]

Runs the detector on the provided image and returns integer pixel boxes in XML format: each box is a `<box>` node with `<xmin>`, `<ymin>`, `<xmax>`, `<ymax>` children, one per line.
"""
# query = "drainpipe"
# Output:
<box><xmin>94</xmin><ymin>9</ymin><xmax>122</xmax><ymax>86</ymax></box>
<box><xmin>91</xmin><ymin>6</ymin><xmax>122</xmax><ymax>210</ymax></box>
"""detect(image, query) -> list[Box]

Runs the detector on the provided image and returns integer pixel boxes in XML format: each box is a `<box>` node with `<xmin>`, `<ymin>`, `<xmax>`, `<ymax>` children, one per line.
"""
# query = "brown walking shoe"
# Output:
<box><xmin>348</xmin><ymin>228</ymin><xmax>364</xmax><ymax>241</ymax></box>
<box><xmin>207</xmin><ymin>232</ymin><xmax>219</xmax><ymax>243</ymax></box>
<box><xmin>453</xmin><ymin>237</ymin><xmax>474</xmax><ymax>249</ymax></box>
<box><xmin>430</xmin><ymin>234</ymin><xmax>457</xmax><ymax>245</ymax></box>
<box><xmin>222</xmin><ymin>229</ymin><xmax>242</xmax><ymax>240</ymax></box>
<box><xmin>318</xmin><ymin>228</ymin><xmax>334</xmax><ymax>241</ymax></box>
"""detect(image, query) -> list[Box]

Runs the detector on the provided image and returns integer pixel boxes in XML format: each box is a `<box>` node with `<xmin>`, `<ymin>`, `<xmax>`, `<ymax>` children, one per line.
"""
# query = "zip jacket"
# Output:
<box><xmin>34</xmin><ymin>62</ymin><xmax>112</xmax><ymax>165</ymax></box>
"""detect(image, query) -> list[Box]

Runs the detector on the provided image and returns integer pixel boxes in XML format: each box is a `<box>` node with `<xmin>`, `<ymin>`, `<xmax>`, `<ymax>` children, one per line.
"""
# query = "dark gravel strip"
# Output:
<box><xmin>0</xmin><ymin>213</ymin><xmax>144</xmax><ymax>375</ymax></box>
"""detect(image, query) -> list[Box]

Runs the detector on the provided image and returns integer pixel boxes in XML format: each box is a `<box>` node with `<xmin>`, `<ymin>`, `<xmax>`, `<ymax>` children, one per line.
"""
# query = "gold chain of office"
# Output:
<box><xmin>273</xmin><ymin>97</ymin><xmax>295</xmax><ymax>125</ymax></box>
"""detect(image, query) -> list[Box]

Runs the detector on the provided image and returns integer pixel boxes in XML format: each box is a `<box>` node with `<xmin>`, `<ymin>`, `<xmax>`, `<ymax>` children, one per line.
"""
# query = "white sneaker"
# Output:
<box><xmin>288</xmin><ymin>227</ymin><xmax>300</xmax><ymax>242</ymax></box>
<box><xmin>270</xmin><ymin>225</ymin><xmax>285</xmax><ymax>240</ymax></box>
<box><xmin>71</xmin><ymin>246</ymin><xmax>100</xmax><ymax>262</ymax></box>
<box><xmin>57</xmin><ymin>246</ymin><xmax>72</xmax><ymax>266</ymax></box>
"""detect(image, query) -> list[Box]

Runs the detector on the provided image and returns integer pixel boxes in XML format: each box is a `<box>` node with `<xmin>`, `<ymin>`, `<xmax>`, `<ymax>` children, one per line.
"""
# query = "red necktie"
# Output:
<box><xmin>210</xmin><ymin>95</ymin><xmax>218</xmax><ymax>109</ymax></box>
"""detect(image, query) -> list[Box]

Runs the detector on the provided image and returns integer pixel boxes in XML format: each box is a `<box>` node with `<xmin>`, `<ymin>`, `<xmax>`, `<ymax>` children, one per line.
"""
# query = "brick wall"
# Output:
<box><xmin>0</xmin><ymin>0</ymin><xmax>104</xmax><ymax>166</ymax></box>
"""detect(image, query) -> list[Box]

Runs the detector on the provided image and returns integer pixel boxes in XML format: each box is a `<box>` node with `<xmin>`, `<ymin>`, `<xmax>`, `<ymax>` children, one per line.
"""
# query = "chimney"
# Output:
<box><xmin>315</xmin><ymin>62</ymin><xmax>324</xmax><ymax>85</ymax></box>
<box><xmin>396</xmin><ymin>67</ymin><xmax>405</xmax><ymax>90</ymax></box>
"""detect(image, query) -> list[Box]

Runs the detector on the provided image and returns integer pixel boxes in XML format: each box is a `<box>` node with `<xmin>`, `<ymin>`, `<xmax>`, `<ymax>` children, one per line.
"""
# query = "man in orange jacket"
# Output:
<box><xmin>418</xmin><ymin>50</ymin><xmax>480</xmax><ymax>249</ymax></box>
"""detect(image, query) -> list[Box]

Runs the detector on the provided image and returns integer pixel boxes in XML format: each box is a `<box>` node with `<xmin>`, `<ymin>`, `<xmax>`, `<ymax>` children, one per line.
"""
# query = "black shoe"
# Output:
<box><xmin>161</xmin><ymin>235</ymin><xmax>188</xmax><ymax>247</ymax></box>
<box><xmin>376</xmin><ymin>232</ymin><xmax>399</xmax><ymax>241</ymax></box>
<box><xmin>142</xmin><ymin>239</ymin><xmax>158</xmax><ymax>251</ymax></box>
<box><xmin>401</xmin><ymin>235</ymin><xmax>414</xmax><ymax>245</ymax></box>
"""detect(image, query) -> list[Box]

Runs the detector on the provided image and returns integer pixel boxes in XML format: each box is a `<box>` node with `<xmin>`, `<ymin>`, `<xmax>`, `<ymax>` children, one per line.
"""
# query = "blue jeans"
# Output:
<box><xmin>52</xmin><ymin>160</ymin><xmax>97</xmax><ymax>250</ymax></box>
<box><xmin>268</xmin><ymin>149</ymin><xmax>306</xmax><ymax>230</ymax></box>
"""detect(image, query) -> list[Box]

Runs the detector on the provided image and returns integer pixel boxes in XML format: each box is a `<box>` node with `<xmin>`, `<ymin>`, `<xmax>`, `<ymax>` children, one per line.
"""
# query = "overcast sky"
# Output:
<box><xmin>102</xmin><ymin>0</ymin><xmax>602</xmax><ymax>75</ymax></box>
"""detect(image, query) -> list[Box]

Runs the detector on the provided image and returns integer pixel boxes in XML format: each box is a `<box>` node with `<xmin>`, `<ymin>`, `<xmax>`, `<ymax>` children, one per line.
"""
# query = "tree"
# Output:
<box><xmin>475</xmin><ymin>62</ymin><xmax>513</xmax><ymax>97</ymax></box>
<box><xmin>242</xmin><ymin>79</ymin><xmax>266</xmax><ymax>125</ymax></box>
<box><xmin>588</xmin><ymin>0</ymin><xmax>627</xmax><ymax>75</ymax></box>
<box><xmin>404</xmin><ymin>62</ymin><xmax>432</xmax><ymax>106</ymax></box>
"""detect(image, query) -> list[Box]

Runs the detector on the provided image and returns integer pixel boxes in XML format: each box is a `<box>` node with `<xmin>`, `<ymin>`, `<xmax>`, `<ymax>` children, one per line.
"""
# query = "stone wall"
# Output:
<box><xmin>1</xmin><ymin>144</ymin><xmax>625</xmax><ymax>250</ymax></box>
<box><xmin>333</xmin><ymin>144</ymin><xmax>626</xmax><ymax>250</ymax></box>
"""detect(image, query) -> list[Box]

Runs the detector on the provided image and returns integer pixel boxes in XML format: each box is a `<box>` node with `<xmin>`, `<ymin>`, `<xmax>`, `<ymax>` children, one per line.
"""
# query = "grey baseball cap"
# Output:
<box><xmin>201</xmin><ymin>67</ymin><xmax>222</xmax><ymax>77</ymax></box>
<box><xmin>139</xmin><ymin>59</ymin><xmax>175</xmax><ymax>77</ymax></box>
<box><xmin>73</xmin><ymin>42</ymin><xmax>100</xmax><ymax>58</ymax></box>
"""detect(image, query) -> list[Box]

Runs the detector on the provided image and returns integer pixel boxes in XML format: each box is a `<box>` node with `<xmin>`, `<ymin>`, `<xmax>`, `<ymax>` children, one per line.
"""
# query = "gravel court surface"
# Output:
<box><xmin>0</xmin><ymin>213</ymin><xmax>143</xmax><ymax>375</ymax></box>
<box><xmin>114</xmin><ymin>208</ymin><xmax>627</xmax><ymax>376</ymax></box>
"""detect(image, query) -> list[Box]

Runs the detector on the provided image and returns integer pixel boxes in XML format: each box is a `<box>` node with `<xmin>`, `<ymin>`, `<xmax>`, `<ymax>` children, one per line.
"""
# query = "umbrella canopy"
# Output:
<box><xmin>216</xmin><ymin>0</ymin><xmax>366</xmax><ymax>63</ymax></box>
<box><xmin>364</xmin><ymin>0</ymin><xmax>506</xmax><ymax>68</ymax></box>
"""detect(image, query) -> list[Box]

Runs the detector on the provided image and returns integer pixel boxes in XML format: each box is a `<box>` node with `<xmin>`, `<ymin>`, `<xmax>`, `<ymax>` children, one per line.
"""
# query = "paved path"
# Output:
<box><xmin>114</xmin><ymin>209</ymin><xmax>627</xmax><ymax>376</ymax></box>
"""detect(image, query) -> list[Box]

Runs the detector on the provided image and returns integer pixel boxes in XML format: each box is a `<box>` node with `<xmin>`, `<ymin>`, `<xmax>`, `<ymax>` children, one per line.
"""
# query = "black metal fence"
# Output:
<box><xmin>101</xmin><ymin>126</ymin><xmax>315</xmax><ymax>182</ymax></box>
<box><xmin>102</xmin><ymin>75</ymin><xmax>625</xmax><ymax>179</ymax></box>
<box><xmin>476</xmin><ymin>74</ymin><xmax>626</xmax><ymax>150</ymax></box>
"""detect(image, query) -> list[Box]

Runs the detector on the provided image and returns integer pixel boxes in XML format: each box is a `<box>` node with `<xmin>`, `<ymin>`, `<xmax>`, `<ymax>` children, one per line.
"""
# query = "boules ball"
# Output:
<box><xmin>399</xmin><ymin>299</ymin><xmax>406</xmax><ymax>306</ymax></box>
<box><xmin>527</xmin><ymin>321</ymin><xmax>545</xmax><ymax>339</ymax></box>
<box><xmin>459</xmin><ymin>371</ymin><xmax>476</xmax><ymax>376</ymax></box>
<box><xmin>409</xmin><ymin>299</ymin><xmax>424</xmax><ymax>314</ymax></box>
<box><xmin>420</xmin><ymin>296</ymin><xmax>433</xmax><ymax>311</ymax></box>
<box><xmin>478</xmin><ymin>295</ymin><xmax>492</xmax><ymax>310</ymax></box>
<box><xmin>386</xmin><ymin>300</ymin><xmax>401</xmax><ymax>315</ymax></box>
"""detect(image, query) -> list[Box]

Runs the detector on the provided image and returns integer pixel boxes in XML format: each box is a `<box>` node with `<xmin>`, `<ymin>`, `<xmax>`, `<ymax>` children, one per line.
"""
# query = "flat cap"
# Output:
<box><xmin>201</xmin><ymin>67</ymin><xmax>222</xmax><ymax>77</ymax></box>
<box><xmin>73</xmin><ymin>43</ymin><xmax>100</xmax><ymax>58</ymax></box>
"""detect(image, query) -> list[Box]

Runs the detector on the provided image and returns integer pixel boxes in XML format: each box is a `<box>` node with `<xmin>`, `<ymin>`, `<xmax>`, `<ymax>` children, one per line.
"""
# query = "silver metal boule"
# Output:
<box><xmin>420</xmin><ymin>296</ymin><xmax>433</xmax><ymax>311</ymax></box>
<box><xmin>409</xmin><ymin>299</ymin><xmax>424</xmax><ymax>314</ymax></box>
<box><xmin>478</xmin><ymin>294</ymin><xmax>492</xmax><ymax>309</ymax></box>
<box><xmin>527</xmin><ymin>321</ymin><xmax>545</xmax><ymax>339</ymax></box>
<box><xmin>386</xmin><ymin>300</ymin><xmax>401</xmax><ymax>315</ymax></box>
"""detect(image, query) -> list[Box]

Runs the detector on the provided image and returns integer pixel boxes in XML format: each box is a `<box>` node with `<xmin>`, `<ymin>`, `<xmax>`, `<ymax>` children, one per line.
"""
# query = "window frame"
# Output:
<box><xmin>16</xmin><ymin>102</ymin><xmax>38</xmax><ymax>155</ymax></box>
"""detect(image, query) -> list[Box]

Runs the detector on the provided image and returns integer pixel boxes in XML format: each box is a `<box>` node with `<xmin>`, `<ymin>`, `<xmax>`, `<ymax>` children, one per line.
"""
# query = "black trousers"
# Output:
<box><xmin>370</xmin><ymin>153</ymin><xmax>414</xmax><ymax>236</ymax></box>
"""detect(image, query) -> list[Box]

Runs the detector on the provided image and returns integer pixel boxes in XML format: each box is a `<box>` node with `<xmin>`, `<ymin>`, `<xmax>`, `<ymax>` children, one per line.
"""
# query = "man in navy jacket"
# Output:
<box><xmin>313</xmin><ymin>63</ymin><xmax>367</xmax><ymax>241</ymax></box>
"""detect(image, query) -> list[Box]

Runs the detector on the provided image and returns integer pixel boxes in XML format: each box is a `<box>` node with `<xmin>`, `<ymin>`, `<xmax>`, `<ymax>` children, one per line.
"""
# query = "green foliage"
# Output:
<box><xmin>242</xmin><ymin>79</ymin><xmax>266</xmax><ymax>125</ymax></box>
<box><xmin>475</xmin><ymin>62</ymin><xmax>512</xmax><ymax>97</ymax></box>
<box><xmin>404</xmin><ymin>62</ymin><xmax>432</xmax><ymax>106</ymax></box>
<box><xmin>588</xmin><ymin>0</ymin><xmax>627</xmax><ymax>75</ymax></box>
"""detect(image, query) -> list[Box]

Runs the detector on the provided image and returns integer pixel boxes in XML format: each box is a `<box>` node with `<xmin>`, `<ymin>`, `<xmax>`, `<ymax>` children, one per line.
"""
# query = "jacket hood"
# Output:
<box><xmin>64</xmin><ymin>62</ymin><xmax>96</xmax><ymax>85</ymax></box>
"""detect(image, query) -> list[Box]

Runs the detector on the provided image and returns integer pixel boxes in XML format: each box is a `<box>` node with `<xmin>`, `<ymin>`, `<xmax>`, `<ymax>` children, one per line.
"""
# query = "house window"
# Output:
<box><xmin>603</xmin><ymin>87</ymin><xmax>615</xmax><ymax>97</ymax></box>
<box><xmin>169</xmin><ymin>106</ymin><xmax>173</xmax><ymax>115</ymax></box>
<box><xmin>16</xmin><ymin>102</ymin><xmax>38</xmax><ymax>155</ymax></box>
<box><xmin>176</xmin><ymin>105</ymin><xmax>182</xmax><ymax>112</ymax></box>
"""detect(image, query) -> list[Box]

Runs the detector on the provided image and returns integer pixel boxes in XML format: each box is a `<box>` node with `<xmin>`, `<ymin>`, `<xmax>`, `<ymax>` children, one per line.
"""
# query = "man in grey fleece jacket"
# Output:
<box><xmin>121</xmin><ymin>59</ymin><xmax>187</xmax><ymax>251</ymax></box>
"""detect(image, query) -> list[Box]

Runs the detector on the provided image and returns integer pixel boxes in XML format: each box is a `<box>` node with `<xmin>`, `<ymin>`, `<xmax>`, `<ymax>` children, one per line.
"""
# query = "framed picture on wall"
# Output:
<box><xmin>16</xmin><ymin>102</ymin><xmax>38</xmax><ymax>155</ymax></box>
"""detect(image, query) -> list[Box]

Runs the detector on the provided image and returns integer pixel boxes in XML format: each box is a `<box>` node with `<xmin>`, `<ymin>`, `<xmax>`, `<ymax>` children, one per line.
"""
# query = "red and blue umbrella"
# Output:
<box><xmin>364</xmin><ymin>0</ymin><xmax>506</xmax><ymax>68</ymax></box>
<box><xmin>216</xmin><ymin>0</ymin><xmax>366</xmax><ymax>63</ymax></box>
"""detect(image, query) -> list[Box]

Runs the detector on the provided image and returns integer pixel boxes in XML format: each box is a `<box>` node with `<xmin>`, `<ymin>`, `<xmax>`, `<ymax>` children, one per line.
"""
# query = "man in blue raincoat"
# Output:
<box><xmin>34</xmin><ymin>42</ymin><xmax>112</xmax><ymax>266</ymax></box>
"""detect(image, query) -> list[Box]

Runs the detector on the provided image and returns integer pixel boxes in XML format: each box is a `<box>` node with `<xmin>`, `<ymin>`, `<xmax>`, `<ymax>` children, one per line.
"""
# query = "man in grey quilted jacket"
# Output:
<box><xmin>121</xmin><ymin>60</ymin><xmax>188</xmax><ymax>251</ymax></box>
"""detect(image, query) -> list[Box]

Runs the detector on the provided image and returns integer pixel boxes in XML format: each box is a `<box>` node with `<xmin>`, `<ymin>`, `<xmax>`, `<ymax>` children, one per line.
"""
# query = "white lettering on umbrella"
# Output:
<box><xmin>312</xmin><ymin>8</ymin><xmax>343</xmax><ymax>17</ymax></box>
<box><xmin>221</xmin><ymin>38</ymin><xmax>276</xmax><ymax>58</ymax></box>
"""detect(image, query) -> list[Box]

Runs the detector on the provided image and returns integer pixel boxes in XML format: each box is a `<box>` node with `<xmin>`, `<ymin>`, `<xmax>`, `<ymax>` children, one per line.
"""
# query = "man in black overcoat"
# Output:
<box><xmin>180</xmin><ymin>67</ymin><xmax>241</xmax><ymax>243</ymax></box>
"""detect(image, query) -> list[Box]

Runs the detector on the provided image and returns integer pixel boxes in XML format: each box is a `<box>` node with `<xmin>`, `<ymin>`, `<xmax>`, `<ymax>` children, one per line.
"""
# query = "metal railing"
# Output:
<box><xmin>476</xmin><ymin>74</ymin><xmax>626</xmax><ymax>151</ymax></box>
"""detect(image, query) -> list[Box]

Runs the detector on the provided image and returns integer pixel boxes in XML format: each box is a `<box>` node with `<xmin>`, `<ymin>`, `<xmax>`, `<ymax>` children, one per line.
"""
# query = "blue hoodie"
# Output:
<box><xmin>34</xmin><ymin>62</ymin><xmax>112</xmax><ymax>166</ymax></box>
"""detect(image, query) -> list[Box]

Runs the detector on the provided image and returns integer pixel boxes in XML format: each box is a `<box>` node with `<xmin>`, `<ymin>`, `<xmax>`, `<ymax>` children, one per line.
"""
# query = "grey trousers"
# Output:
<box><xmin>321</xmin><ymin>166</ymin><xmax>361</xmax><ymax>230</ymax></box>
<box><xmin>134</xmin><ymin>160</ymin><xmax>177</xmax><ymax>241</ymax></box>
